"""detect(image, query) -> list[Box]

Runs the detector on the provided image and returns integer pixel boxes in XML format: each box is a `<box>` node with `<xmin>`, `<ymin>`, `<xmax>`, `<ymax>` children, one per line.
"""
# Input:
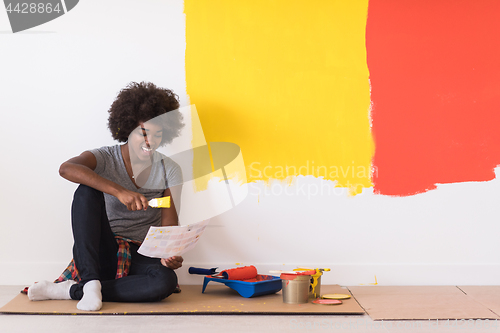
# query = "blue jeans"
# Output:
<box><xmin>69</xmin><ymin>185</ymin><xmax>177</xmax><ymax>302</ymax></box>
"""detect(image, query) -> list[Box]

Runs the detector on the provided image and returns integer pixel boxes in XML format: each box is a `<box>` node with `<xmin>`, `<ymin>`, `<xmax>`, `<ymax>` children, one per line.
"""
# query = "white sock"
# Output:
<box><xmin>27</xmin><ymin>280</ymin><xmax>76</xmax><ymax>301</ymax></box>
<box><xmin>77</xmin><ymin>280</ymin><xmax>102</xmax><ymax>311</ymax></box>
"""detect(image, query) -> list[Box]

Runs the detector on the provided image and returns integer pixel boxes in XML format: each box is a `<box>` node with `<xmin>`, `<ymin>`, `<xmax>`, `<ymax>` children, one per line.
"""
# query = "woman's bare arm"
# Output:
<box><xmin>59</xmin><ymin>151</ymin><xmax>149</xmax><ymax>211</ymax></box>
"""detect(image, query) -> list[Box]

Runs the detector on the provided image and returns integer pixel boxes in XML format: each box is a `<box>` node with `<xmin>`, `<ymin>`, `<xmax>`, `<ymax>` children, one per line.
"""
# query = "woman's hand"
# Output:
<box><xmin>161</xmin><ymin>256</ymin><xmax>183</xmax><ymax>270</ymax></box>
<box><xmin>116</xmin><ymin>189</ymin><xmax>149</xmax><ymax>211</ymax></box>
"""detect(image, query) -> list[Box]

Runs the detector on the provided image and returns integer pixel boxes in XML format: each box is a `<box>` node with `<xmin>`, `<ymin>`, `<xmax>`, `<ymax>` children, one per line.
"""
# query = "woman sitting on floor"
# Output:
<box><xmin>28</xmin><ymin>82</ymin><xmax>185</xmax><ymax>311</ymax></box>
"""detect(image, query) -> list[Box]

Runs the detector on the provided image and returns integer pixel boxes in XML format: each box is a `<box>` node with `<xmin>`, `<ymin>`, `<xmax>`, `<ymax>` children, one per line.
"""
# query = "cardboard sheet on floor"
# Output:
<box><xmin>459</xmin><ymin>286</ymin><xmax>500</xmax><ymax>317</ymax></box>
<box><xmin>0</xmin><ymin>285</ymin><xmax>364</xmax><ymax>315</ymax></box>
<box><xmin>348</xmin><ymin>286</ymin><xmax>499</xmax><ymax>320</ymax></box>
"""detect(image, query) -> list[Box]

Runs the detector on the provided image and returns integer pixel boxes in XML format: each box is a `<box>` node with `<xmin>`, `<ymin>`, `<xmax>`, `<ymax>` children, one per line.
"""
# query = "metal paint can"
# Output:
<box><xmin>310</xmin><ymin>274</ymin><xmax>321</xmax><ymax>298</ymax></box>
<box><xmin>280</xmin><ymin>274</ymin><xmax>310</xmax><ymax>304</ymax></box>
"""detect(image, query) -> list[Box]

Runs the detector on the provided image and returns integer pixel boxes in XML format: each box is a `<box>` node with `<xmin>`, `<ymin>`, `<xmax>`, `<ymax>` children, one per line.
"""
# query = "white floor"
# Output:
<box><xmin>1</xmin><ymin>286</ymin><xmax>499</xmax><ymax>333</ymax></box>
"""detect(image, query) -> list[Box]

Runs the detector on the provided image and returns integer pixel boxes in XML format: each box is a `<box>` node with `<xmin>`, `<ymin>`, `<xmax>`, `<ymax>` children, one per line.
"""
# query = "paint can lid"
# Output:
<box><xmin>312</xmin><ymin>299</ymin><xmax>343</xmax><ymax>305</ymax></box>
<box><xmin>322</xmin><ymin>293</ymin><xmax>351</xmax><ymax>300</ymax></box>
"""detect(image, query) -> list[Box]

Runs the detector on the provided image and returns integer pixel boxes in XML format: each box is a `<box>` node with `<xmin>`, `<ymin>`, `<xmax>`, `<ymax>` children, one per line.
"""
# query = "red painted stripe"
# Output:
<box><xmin>368</xmin><ymin>0</ymin><xmax>500</xmax><ymax>196</ymax></box>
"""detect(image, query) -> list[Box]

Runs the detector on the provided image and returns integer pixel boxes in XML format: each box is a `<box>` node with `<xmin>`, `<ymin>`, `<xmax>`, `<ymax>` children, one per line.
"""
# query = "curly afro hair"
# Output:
<box><xmin>108</xmin><ymin>82</ymin><xmax>184</xmax><ymax>146</ymax></box>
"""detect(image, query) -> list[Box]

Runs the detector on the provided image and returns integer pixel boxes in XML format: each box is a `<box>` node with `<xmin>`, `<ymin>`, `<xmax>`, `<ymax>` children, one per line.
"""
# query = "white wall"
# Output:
<box><xmin>1</xmin><ymin>1</ymin><xmax>499</xmax><ymax>286</ymax></box>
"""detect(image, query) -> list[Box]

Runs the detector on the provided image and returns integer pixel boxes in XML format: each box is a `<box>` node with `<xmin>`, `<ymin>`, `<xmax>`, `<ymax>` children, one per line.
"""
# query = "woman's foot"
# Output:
<box><xmin>77</xmin><ymin>280</ymin><xmax>102</xmax><ymax>311</ymax></box>
<box><xmin>27</xmin><ymin>280</ymin><xmax>76</xmax><ymax>301</ymax></box>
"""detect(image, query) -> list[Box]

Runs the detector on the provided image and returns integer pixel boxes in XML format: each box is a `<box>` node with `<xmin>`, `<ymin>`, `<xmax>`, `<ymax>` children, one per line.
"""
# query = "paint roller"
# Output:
<box><xmin>188</xmin><ymin>267</ymin><xmax>218</xmax><ymax>276</ymax></box>
<box><xmin>189</xmin><ymin>265</ymin><xmax>258</xmax><ymax>280</ymax></box>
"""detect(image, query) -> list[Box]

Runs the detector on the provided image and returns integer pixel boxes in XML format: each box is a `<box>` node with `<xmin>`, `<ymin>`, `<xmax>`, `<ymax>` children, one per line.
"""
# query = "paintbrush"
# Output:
<box><xmin>148</xmin><ymin>196</ymin><xmax>170</xmax><ymax>208</ymax></box>
<box><xmin>269</xmin><ymin>270</ymin><xmax>316</xmax><ymax>275</ymax></box>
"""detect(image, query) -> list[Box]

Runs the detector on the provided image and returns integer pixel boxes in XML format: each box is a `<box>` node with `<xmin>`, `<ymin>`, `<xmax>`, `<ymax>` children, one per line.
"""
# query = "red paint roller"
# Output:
<box><xmin>189</xmin><ymin>265</ymin><xmax>258</xmax><ymax>280</ymax></box>
<box><xmin>221</xmin><ymin>265</ymin><xmax>258</xmax><ymax>280</ymax></box>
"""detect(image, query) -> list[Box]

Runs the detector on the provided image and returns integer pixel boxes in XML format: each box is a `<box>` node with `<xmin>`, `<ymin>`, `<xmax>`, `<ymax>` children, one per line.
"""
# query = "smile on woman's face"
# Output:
<box><xmin>128</xmin><ymin>121</ymin><xmax>163</xmax><ymax>163</ymax></box>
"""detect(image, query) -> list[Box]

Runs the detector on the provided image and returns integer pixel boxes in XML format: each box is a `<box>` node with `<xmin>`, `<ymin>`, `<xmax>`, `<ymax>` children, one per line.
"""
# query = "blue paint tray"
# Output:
<box><xmin>202</xmin><ymin>274</ymin><xmax>282</xmax><ymax>298</ymax></box>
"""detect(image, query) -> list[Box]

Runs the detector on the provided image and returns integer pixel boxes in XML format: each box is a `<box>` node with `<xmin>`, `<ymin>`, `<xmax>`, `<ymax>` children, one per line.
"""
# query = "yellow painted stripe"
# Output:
<box><xmin>186</xmin><ymin>0</ymin><xmax>373</xmax><ymax>194</ymax></box>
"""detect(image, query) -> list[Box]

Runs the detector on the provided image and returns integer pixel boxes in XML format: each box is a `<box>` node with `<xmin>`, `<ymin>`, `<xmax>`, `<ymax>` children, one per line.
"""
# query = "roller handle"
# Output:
<box><xmin>188</xmin><ymin>267</ymin><xmax>218</xmax><ymax>275</ymax></box>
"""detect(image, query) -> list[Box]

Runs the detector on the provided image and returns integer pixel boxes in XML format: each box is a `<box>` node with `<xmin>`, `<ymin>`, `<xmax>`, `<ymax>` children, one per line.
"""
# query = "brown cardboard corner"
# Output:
<box><xmin>458</xmin><ymin>286</ymin><xmax>500</xmax><ymax>317</ymax></box>
<box><xmin>348</xmin><ymin>286</ymin><xmax>500</xmax><ymax>321</ymax></box>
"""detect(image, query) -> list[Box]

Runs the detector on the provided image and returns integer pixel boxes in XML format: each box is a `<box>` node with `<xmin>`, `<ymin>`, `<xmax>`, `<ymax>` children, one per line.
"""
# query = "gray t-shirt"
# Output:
<box><xmin>89</xmin><ymin>145</ymin><xmax>183</xmax><ymax>242</ymax></box>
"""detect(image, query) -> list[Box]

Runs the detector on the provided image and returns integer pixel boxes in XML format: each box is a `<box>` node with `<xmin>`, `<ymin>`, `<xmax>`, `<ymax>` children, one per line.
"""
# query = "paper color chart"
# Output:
<box><xmin>138</xmin><ymin>220</ymin><xmax>210</xmax><ymax>258</ymax></box>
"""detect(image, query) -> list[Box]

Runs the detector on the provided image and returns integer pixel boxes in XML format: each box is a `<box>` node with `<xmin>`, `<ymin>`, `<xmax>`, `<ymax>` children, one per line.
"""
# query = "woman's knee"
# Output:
<box><xmin>72</xmin><ymin>185</ymin><xmax>106</xmax><ymax>214</ymax></box>
<box><xmin>74</xmin><ymin>184</ymin><xmax>103</xmax><ymax>202</ymax></box>
<box><xmin>148</xmin><ymin>266</ymin><xmax>178</xmax><ymax>301</ymax></box>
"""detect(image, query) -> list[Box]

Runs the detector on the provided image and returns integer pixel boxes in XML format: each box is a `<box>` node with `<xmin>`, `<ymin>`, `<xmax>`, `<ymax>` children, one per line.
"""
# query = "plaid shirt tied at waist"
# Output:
<box><xmin>55</xmin><ymin>235</ymin><xmax>141</xmax><ymax>283</ymax></box>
